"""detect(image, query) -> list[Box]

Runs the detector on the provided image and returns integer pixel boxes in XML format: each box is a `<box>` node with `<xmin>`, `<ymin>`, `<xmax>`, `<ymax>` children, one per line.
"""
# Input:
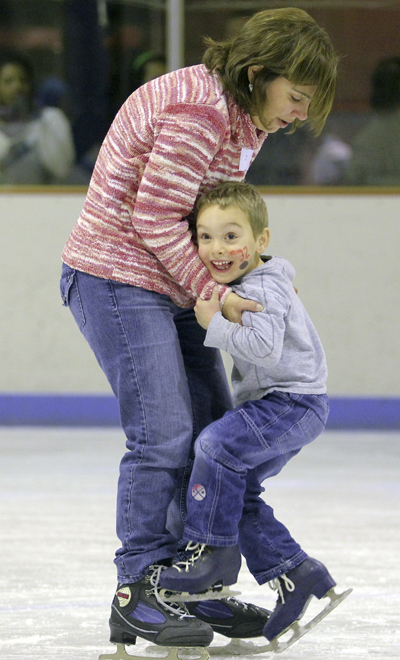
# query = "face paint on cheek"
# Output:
<box><xmin>239</xmin><ymin>261</ymin><xmax>249</xmax><ymax>270</ymax></box>
<box><xmin>229</xmin><ymin>246</ymin><xmax>250</xmax><ymax>263</ymax></box>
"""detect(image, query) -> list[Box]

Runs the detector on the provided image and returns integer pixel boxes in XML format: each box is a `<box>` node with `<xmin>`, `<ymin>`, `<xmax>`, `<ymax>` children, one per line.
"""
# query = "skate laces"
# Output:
<box><xmin>146</xmin><ymin>564</ymin><xmax>193</xmax><ymax>620</ymax></box>
<box><xmin>226</xmin><ymin>596</ymin><xmax>249</xmax><ymax>611</ymax></box>
<box><xmin>268</xmin><ymin>573</ymin><xmax>295</xmax><ymax>605</ymax></box>
<box><xmin>170</xmin><ymin>542</ymin><xmax>207</xmax><ymax>573</ymax></box>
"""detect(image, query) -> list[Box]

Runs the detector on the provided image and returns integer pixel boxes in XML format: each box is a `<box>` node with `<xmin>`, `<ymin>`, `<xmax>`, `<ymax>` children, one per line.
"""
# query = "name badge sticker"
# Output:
<box><xmin>239</xmin><ymin>148</ymin><xmax>254</xmax><ymax>171</ymax></box>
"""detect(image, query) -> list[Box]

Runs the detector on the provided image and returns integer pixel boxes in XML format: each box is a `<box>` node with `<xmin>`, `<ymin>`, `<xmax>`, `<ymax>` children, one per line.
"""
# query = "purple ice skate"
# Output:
<box><xmin>262</xmin><ymin>557</ymin><xmax>353</xmax><ymax>653</ymax></box>
<box><xmin>159</xmin><ymin>543</ymin><xmax>241</xmax><ymax>595</ymax></box>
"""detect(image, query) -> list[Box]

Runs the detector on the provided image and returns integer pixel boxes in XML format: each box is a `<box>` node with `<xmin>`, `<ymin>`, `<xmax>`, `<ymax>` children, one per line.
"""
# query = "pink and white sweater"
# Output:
<box><xmin>62</xmin><ymin>64</ymin><xmax>267</xmax><ymax>308</ymax></box>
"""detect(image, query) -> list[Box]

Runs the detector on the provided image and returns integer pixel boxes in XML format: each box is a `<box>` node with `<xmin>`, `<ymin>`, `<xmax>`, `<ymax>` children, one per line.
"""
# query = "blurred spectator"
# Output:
<box><xmin>0</xmin><ymin>52</ymin><xmax>75</xmax><ymax>184</ymax></box>
<box><xmin>307</xmin><ymin>114</ymin><xmax>352</xmax><ymax>185</ymax></box>
<box><xmin>344</xmin><ymin>56</ymin><xmax>400</xmax><ymax>185</ymax></box>
<box><xmin>246</xmin><ymin>126</ymin><xmax>314</xmax><ymax>186</ymax></box>
<box><xmin>130</xmin><ymin>52</ymin><xmax>166</xmax><ymax>92</ymax></box>
<box><xmin>308</xmin><ymin>134</ymin><xmax>352</xmax><ymax>185</ymax></box>
<box><xmin>36</xmin><ymin>76</ymin><xmax>69</xmax><ymax>110</ymax></box>
<box><xmin>67</xmin><ymin>50</ymin><xmax>167</xmax><ymax>187</ymax></box>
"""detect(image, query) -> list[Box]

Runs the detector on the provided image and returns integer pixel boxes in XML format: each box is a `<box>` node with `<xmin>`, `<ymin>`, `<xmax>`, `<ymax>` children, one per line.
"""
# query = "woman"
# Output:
<box><xmin>0</xmin><ymin>53</ymin><xmax>75</xmax><ymax>184</ymax></box>
<box><xmin>60</xmin><ymin>7</ymin><xmax>338</xmax><ymax>651</ymax></box>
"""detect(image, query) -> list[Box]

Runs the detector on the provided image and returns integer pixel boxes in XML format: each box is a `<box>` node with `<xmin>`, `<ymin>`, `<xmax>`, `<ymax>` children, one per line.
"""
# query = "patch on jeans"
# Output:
<box><xmin>191</xmin><ymin>484</ymin><xmax>206</xmax><ymax>501</ymax></box>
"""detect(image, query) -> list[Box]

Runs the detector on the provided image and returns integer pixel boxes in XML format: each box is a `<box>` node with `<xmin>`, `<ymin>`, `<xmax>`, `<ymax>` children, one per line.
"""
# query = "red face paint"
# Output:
<box><xmin>229</xmin><ymin>247</ymin><xmax>250</xmax><ymax>262</ymax></box>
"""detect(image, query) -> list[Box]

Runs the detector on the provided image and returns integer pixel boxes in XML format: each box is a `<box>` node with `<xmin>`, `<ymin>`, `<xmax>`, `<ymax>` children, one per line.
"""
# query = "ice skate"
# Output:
<box><xmin>98</xmin><ymin>564</ymin><xmax>213</xmax><ymax>660</ymax></box>
<box><xmin>187</xmin><ymin>597</ymin><xmax>271</xmax><ymax>656</ymax></box>
<box><xmin>207</xmin><ymin>558</ymin><xmax>352</xmax><ymax>656</ymax></box>
<box><xmin>260</xmin><ymin>557</ymin><xmax>353</xmax><ymax>653</ymax></box>
<box><xmin>186</xmin><ymin>597</ymin><xmax>270</xmax><ymax>639</ymax></box>
<box><xmin>100</xmin><ymin>645</ymin><xmax>209</xmax><ymax>660</ymax></box>
<box><xmin>159</xmin><ymin>543</ymin><xmax>241</xmax><ymax>596</ymax></box>
<box><xmin>161</xmin><ymin>586</ymin><xmax>241</xmax><ymax>604</ymax></box>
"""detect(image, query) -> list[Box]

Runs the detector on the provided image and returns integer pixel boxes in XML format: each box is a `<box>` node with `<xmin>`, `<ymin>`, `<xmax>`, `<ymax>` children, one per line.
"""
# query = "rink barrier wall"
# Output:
<box><xmin>0</xmin><ymin>395</ymin><xmax>399</xmax><ymax>430</ymax></box>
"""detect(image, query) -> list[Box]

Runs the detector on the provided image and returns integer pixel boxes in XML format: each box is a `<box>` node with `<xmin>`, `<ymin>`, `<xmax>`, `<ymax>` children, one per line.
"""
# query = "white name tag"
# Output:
<box><xmin>239</xmin><ymin>148</ymin><xmax>254</xmax><ymax>171</ymax></box>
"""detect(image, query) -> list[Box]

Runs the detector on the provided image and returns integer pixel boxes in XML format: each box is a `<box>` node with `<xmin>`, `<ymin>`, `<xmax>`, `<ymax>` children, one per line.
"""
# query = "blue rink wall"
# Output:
<box><xmin>0</xmin><ymin>394</ymin><xmax>400</xmax><ymax>429</ymax></box>
<box><xmin>1</xmin><ymin>190</ymin><xmax>399</xmax><ymax>430</ymax></box>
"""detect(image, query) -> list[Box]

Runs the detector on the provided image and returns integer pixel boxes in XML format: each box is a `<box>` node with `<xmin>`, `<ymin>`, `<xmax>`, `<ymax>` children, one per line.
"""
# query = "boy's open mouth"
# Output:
<box><xmin>211</xmin><ymin>260</ymin><xmax>233</xmax><ymax>272</ymax></box>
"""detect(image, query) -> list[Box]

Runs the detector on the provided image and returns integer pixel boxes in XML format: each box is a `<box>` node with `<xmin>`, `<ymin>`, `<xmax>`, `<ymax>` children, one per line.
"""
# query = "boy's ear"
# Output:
<box><xmin>257</xmin><ymin>227</ymin><xmax>270</xmax><ymax>253</ymax></box>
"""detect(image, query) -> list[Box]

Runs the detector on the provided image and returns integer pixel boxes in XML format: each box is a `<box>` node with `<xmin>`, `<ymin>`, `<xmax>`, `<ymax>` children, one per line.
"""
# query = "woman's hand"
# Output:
<box><xmin>194</xmin><ymin>287</ymin><xmax>221</xmax><ymax>329</ymax></box>
<box><xmin>222</xmin><ymin>292</ymin><xmax>263</xmax><ymax>324</ymax></box>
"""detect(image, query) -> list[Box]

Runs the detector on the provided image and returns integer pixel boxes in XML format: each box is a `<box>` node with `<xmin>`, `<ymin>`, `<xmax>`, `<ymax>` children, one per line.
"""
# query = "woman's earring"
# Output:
<box><xmin>249</xmin><ymin>83</ymin><xmax>253</xmax><ymax>93</ymax></box>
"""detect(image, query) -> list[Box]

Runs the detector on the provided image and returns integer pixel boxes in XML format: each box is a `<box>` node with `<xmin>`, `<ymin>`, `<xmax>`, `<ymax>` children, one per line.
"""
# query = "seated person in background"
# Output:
<box><xmin>130</xmin><ymin>51</ymin><xmax>167</xmax><ymax>92</ymax></box>
<box><xmin>246</xmin><ymin>126</ymin><xmax>314</xmax><ymax>186</ymax></box>
<box><xmin>344</xmin><ymin>56</ymin><xmax>400</xmax><ymax>186</ymax></box>
<box><xmin>306</xmin><ymin>113</ymin><xmax>353</xmax><ymax>185</ymax></box>
<box><xmin>0</xmin><ymin>52</ymin><xmax>75</xmax><ymax>184</ymax></box>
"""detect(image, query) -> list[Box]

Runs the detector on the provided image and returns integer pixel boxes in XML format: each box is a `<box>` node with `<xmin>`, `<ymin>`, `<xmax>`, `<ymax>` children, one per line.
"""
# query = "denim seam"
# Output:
<box><xmin>106</xmin><ymin>280</ymin><xmax>148</xmax><ymax>545</ymax></box>
<box><xmin>200</xmin><ymin>412</ymin><xmax>250</xmax><ymax>472</ymax></box>
<box><xmin>245</xmin><ymin>509</ymin><xmax>287</xmax><ymax>561</ymax></box>
<box><xmin>106</xmin><ymin>279</ymin><xmax>148</xmax><ymax>455</ymax></box>
<box><xmin>207</xmin><ymin>461</ymin><xmax>222</xmax><ymax>537</ymax></box>
<box><xmin>239</xmin><ymin>408</ymin><xmax>271</xmax><ymax>450</ymax></box>
<box><xmin>254</xmin><ymin>550</ymin><xmax>308</xmax><ymax>585</ymax></box>
<box><xmin>179</xmin><ymin>460</ymin><xmax>193</xmax><ymax>524</ymax></box>
<box><xmin>73</xmin><ymin>272</ymin><xmax>87</xmax><ymax>331</ymax></box>
<box><xmin>258</xmin><ymin>400</ymin><xmax>292</xmax><ymax>433</ymax></box>
<box><xmin>313</xmin><ymin>395</ymin><xmax>330</xmax><ymax>425</ymax></box>
<box><xmin>183</xmin><ymin>523</ymin><xmax>238</xmax><ymax>546</ymax></box>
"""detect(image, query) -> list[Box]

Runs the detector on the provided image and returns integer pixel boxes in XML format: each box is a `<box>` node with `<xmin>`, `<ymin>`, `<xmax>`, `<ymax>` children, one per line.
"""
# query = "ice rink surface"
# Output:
<box><xmin>0</xmin><ymin>427</ymin><xmax>399</xmax><ymax>660</ymax></box>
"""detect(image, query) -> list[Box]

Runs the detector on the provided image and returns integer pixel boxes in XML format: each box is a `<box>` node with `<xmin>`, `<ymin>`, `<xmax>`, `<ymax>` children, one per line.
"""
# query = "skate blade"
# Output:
<box><xmin>99</xmin><ymin>643</ymin><xmax>209</xmax><ymax>660</ymax></box>
<box><xmin>270</xmin><ymin>587</ymin><xmax>354</xmax><ymax>654</ymax></box>
<box><xmin>208</xmin><ymin>639</ymin><xmax>264</xmax><ymax>656</ymax></box>
<box><xmin>209</xmin><ymin>587</ymin><xmax>353</xmax><ymax>656</ymax></box>
<box><xmin>160</xmin><ymin>587</ymin><xmax>240</xmax><ymax>603</ymax></box>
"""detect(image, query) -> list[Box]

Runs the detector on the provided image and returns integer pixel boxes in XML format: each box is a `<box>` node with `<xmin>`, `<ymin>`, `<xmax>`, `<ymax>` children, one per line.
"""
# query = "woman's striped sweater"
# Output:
<box><xmin>62</xmin><ymin>64</ymin><xmax>267</xmax><ymax>308</ymax></box>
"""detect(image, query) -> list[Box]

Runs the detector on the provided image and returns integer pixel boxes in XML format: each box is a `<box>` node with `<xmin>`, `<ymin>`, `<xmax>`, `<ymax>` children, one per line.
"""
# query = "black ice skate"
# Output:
<box><xmin>98</xmin><ymin>564</ymin><xmax>213</xmax><ymax>660</ymax></box>
<box><xmin>261</xmin><ymin>557</ymin><xmax>353</xmax><ymax>653</ymax></box>
<box><xmin>186</xmin><ymin>596</ymin><xmax>271</xmax><ymax>638</ymax></box>
<box><xmin>158</xmin><ymin>543</ymin><xmax>241</xmax><ymax>598</ymax></box>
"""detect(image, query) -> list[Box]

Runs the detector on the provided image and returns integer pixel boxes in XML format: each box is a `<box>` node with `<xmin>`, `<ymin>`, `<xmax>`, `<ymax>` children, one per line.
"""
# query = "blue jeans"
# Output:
<box><xmin>60</xmin><ymin>264</ymin><xmax>232</xmax><ymax>582</ymax></box>
<box><xmin>182</xmin><ymin>391</ymin><xmax>330</xmax><ymax>585</ymax></box>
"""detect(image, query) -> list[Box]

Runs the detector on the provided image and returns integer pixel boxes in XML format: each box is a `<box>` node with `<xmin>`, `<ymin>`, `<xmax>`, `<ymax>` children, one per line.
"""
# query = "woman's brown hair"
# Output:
<box><xmin>203</xmin><ymin>8</ymin><xmax>339</xmax><ymax>135</ymax></box>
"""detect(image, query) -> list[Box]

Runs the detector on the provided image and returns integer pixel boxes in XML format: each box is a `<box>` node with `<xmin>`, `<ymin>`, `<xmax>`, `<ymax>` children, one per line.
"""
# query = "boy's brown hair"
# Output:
<box><xmin>196</xmin><ymin>181</ymin><xmax>268</xmax><ymax>238</ymax></box>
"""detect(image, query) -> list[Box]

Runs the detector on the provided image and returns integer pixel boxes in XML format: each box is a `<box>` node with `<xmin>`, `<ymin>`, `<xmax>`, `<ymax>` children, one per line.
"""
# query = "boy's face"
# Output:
<box><xmin>196</xmin><ymin>203</ymin><xmax>270</xmax><ymax>284</ymax></box>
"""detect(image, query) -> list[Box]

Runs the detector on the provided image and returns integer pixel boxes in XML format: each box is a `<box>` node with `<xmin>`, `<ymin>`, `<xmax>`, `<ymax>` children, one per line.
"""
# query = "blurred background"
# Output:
<box><xmin>1</xmin><ymin>0</ymin><xmax>400</xmax><ymax>187</ymax></box>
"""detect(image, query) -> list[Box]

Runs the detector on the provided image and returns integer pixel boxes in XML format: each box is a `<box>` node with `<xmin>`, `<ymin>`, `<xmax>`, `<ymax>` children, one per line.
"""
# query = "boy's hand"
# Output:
<box><xmin>222</xmin><ymin>292</ymin><xmax>263</xmax><ymax>325</ymax></box>
<box><xmin>194</xmin><ymin>287</ymin><xmax>221</xmax><ymax>329</ymax></box>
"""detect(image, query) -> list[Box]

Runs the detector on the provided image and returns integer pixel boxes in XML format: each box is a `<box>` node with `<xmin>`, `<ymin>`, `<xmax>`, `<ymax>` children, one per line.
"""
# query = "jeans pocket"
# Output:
<box><xmin>60</xmin><ymin>263</ymin><xmax>76</xmax><ymax>307</ymax></box>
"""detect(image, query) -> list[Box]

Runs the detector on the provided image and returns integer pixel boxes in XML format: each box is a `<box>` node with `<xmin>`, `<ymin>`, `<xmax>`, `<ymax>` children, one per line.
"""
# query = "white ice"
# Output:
<box><xmin>0</xmin><ymin>428</ymin><xmax>399</xmax><ymax>659</ymax></box>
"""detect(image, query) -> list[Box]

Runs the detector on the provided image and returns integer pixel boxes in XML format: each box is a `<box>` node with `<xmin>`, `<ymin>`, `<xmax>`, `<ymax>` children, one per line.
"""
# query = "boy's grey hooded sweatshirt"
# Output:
<box><xmin>204</xmin><ymin>256</ymin><xmax>327</xmax><ymax>406</ymax></box>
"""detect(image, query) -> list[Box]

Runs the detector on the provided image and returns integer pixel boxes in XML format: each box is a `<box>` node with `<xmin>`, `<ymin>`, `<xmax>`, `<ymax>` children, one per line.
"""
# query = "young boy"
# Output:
<box><xmin>159</xmin><ymin>181</ymin><xmax>351</xmax><ymax>649</ymax></box>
